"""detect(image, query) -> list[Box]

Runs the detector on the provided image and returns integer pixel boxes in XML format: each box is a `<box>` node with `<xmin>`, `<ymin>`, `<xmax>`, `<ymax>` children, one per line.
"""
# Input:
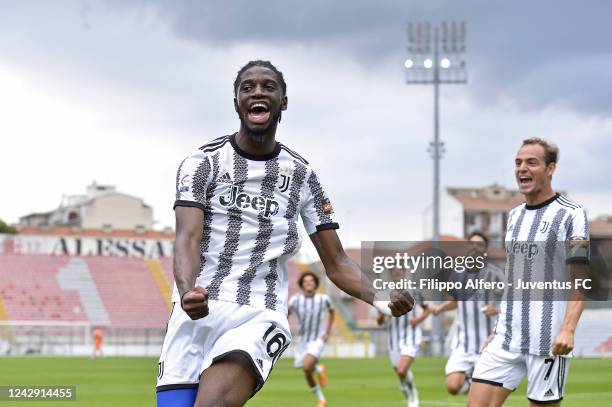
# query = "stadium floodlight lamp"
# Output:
<box><xmin>405</xmin><ymin>21</ymin><xmax>467</xmax><ymax>83</ymax></box>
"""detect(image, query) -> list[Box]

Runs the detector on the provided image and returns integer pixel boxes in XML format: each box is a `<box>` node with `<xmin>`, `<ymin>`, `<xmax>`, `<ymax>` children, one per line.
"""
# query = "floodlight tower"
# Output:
<box><xmin>405</xmin><ymin>21</ymin><xmax>467</xmax><ymax>355</ymax></box>
<box><xmin>404</xmin><ymin>21</ymin><xmax>467</xmax><ymax>243</ymax></box>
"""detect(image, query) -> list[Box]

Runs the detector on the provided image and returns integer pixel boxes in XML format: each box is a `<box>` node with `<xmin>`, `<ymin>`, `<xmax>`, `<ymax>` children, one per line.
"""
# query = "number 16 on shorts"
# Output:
<box><xmin>263</xmin><ymin>323</ymin><xmax>290</xmax><ymax>368</ymax></box>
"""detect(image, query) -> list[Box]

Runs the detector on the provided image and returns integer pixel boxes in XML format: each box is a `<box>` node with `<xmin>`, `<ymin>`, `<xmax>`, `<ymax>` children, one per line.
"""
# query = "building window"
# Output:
<box><xmin>67</xmin><ymin>211</ymin><xmax>80</xmax><ymax>225</ymax></box>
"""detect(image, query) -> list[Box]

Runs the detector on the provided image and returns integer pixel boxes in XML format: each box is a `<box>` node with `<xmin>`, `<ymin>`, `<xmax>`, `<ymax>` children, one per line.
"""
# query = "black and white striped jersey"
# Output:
<box><xmin>387</xmin><ymin>297</ymin><xmax>426</xmax><ymax>351</ymax></box>
<box><xmin>172</xmin><ymin>134</ymin><xmax>339</xmax><ymax>313</ymax></box>
<box><xmin>492</xmin><ymin>193</ymin><xmax>589</xmax><ymax>356</ymax></box>
<box><xmin>451</xmin><ymin>263</ymin><xmax>505</xmax><ymax>354</ymax></box>
<box><xmin>289</xmin><ymin>293</ymin><xmax>334</xmax><ymax>342</ymax></box>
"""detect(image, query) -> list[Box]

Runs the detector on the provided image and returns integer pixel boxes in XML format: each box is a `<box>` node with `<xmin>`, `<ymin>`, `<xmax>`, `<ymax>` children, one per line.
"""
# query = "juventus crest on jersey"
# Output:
<box><xmin>493</xmin><ymin>194</ymin><xmax>589</xmax><ymax>356</ymax></box>
<box><xmin>173</xmin><ymin>134</ymin><xmax>339</xmax><ymax>313</ymax></box>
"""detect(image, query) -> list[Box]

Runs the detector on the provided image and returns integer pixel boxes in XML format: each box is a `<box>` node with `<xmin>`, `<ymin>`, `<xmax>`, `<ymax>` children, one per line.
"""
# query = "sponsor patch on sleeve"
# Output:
<box><xmin>322</xmin><ymin>198</ymin><xmax>334</xmax><ymax>214</ymax></box>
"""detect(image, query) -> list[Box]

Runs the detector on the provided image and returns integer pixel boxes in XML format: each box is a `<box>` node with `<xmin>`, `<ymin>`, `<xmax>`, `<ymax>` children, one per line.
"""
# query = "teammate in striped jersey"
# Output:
<box><xmin>469</xmin><ymin>138</ymin><xmax>590</xmax><ymax>407</ymax></box>
<box><xmin>430</xmin><ymin>232</ymin><xmax>504</xmax><ymax>396</ymax></box>
<box><xmin>156</xmin><ymin>60</ymin><xmax>415</xmax><ymax>407</ymax></box>
<box><xmin>378</xmin><ymin>290</ymin><xmax>430</xmax><ymax>407</ymax></box>
<box><xmin>288</xmin><ymin>271</ymin><xmax>334</xmax><ymax>407</ymax></box>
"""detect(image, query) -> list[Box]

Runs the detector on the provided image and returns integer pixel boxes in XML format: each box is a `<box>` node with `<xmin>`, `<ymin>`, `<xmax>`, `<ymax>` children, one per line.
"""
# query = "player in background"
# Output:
<box><xmin>156</xmin><ymin>60</ymin><xmax>414</xmax><ymax>407</ymax></box>
<box><xmin>92</xmin><ymin>327</ymin><xmax>103</xmax><ymax>358</ymax></box>
<box><xmin>430</xmin><ymin>232</ymin><xmax>504</xmax><ymax>396</ymax></box>
<box><xmin>469</xmin><ymin>138</ymin><xmax>590</xmax><ymax>407</ymax></box>
<box><xmin>288</xmin><ymin>271</ymin><xmax>334</xmax><ymax>407</ymax></box>
<box><xmin>377</xmin><ymin>285</ymin><xmax>430</xmax><ymax>407</ymax></box>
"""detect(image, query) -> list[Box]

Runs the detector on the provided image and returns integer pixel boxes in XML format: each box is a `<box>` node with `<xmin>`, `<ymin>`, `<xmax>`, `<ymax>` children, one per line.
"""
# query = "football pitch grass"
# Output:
<box><xmin>0</xmin><ymin>356</ymin><xmax>610</xmax><ymax>406</ymax></box>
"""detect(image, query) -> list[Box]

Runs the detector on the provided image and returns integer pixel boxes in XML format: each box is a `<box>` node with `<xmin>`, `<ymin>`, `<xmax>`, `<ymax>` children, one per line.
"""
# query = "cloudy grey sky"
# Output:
<box><xmin>1</xmin><ymin>0</ymin><xmax>611</xmax><ymax>253</ymax></box>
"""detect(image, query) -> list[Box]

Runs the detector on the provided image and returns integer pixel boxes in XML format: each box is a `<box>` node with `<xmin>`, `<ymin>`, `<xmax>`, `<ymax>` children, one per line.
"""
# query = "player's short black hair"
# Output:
<box><xmin>467</xmin><ymin>231</ymin><xmax>489</xmax><ymax>248</ymax></box>
<box><xmin>298</xmin><ymin>271</ymin><xmax>319</xmax><ymax>289</ymax></box>
<box><xmin>233</xmin><ymin>60</ymin><xmax>287</xmax><ymax>97</ymax></box>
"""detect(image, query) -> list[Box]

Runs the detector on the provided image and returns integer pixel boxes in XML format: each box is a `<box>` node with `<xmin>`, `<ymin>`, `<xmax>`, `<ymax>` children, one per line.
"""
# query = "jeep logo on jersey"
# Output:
<box><xmin>219</xmin><ymin>185</ymin><xmax>280</xmax><ymax>218</ymax></box>
<box><xmin>505</xmin><ymin>240</ymin><xmax>539</xmax><ymax>259</ymax></box>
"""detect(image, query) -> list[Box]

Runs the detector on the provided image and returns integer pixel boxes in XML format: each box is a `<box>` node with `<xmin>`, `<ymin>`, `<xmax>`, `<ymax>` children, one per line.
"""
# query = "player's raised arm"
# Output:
<box><xmin>309</xmin><ymin>229</ymin><xmax>414</xmax><ymax>317</ymax></box>
<box><xmin>174</xmin><ymin>206</ymin><xmax>208</xmax><ymax>320</ymax></box>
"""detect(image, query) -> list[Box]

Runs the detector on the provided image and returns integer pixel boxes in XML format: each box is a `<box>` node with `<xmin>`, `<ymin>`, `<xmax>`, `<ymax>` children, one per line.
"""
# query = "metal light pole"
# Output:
<box><xmin>405</xmin><ymin>21</ymin><xmax>467</xmax><ymax>242</ymax></box>
<box><xmin>404</xmin><ymin>21</ymin><xmax>467</xmax><ymax>355</ymax></box>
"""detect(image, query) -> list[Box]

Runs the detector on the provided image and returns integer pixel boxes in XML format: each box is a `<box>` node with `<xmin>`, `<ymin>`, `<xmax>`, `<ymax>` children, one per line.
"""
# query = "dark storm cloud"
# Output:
<box><xmin>107</xmin><ymin>0</ymin><xmax>612</xmax><ymax>115</ymax></box>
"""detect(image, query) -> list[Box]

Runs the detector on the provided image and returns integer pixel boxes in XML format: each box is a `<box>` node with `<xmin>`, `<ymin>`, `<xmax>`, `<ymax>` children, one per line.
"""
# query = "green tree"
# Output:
<box><xmin>0</xmin><ymin>219</ymin><xmax>17</xmax><ymax>234</ymax></box>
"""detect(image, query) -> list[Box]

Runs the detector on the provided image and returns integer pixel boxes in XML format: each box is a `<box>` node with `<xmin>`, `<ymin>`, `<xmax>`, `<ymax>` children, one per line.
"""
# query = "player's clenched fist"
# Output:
<box><xmin>388</xmin><ymin>290</ymin><xmax>415</xmax><ymax>317</ymax></box>
<box><xmin>551</xmin><ymin>328</ymin><xmax>574</xmax><ymax>356</ymax></box>
<box><xmin>180</xmin><ymin>286</ymin><xmax>209</xmax><ymax>320</ymax></box>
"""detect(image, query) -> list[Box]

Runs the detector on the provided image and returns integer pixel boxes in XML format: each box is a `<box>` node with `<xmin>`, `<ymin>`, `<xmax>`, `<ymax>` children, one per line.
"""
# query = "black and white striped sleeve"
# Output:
<box><xmin>566</xmin><ymin>207</ymin><xmax>590</xmax><ymax>265</ymax></box>
<box><xmin>173</xmin><ymin>151</ymin><xmax>211</xmax><ymax>212</ymax></box>
<box><xmin>300</xmin><ymin>169</ymin><xmax>339</xmax><ymax>235</ymax></box>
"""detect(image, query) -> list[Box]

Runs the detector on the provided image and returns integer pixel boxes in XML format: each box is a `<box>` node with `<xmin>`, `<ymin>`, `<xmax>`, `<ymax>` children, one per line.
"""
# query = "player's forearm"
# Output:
<box><xmin>414</xmin><ymin>309</ymin><xmax>430</xmax><ymax>325</ymax></box>
<box><xmin>310</xmin><ymin>230</ymin><xmax>376</xmax><ymax>305</ymax></box>
<box><xmin>173</xmin><ymin>235</ymin><xmax>201</xmax><ymax>297</ymax></box>
<box><xmin>560</xmin><ymin>299</ymin><xmax>585</xmax><ymax>333</ymax></box>
<box><xmin>324</xmin><ymin>254</ymin><xmax>374</xmax><ymax>304</ymax></box>
<box><xmin>560</xmin><ymin>263</ymin><xmax>588</xmax><ymax>333</ymax></box>
<box><xmin>439</xmin><ymin>300</ymin><xmax>458</xmax><ymax>312</ymax></box>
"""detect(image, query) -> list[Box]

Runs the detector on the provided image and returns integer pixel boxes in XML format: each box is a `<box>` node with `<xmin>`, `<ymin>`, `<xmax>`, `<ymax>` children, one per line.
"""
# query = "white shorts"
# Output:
<box><xmin>445</xmin><ymin>347</ymin><xmax>479</xmax><ymax>376</ymax></box>
<box><xmin>473</xmin><ymin>345</ymin><xmax>570</xmax><ymax>404</ymax></box>
<box><xmin>294</xmin><ymin>338</ymin><xmax>326</xmax><ymax>368</ymax></box>
<box><xmin>157</xmin><ymin>300</ymin><xmax>291</xmax><ymax>394</ymax></box>
<box><xmin>389</xmin><ymin>343</ymin><xmax>419</xmax><ymax>367</ymax></box>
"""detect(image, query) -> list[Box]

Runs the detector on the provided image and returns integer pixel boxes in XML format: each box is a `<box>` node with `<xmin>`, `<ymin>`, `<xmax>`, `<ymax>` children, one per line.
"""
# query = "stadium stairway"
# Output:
<box><xmin>56</xmin><ymin>257</ymin><xmax>110</xmax><ymax>326</ymax></box>
<box><xmin>157</xmin><ymin>257</ymin><xmax>174</xmax><ymax>286</ymax></box>
<box><xmin>146</xmin><ymin>259</ymin><xmax>172</xmax><ymax>310</ymax></box>
<box><xmin>0</xmin><ymin>293</ymin><xmax>8</xmax><ymax>321</ymax></box>
<box><xmin>86</xmin><ymin>257</ymin><xmax>168</xmax><ymax>328</ymax></box>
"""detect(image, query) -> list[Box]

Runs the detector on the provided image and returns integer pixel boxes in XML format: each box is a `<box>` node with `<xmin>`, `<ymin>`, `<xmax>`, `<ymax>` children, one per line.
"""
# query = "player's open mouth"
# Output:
<box><xmin>247</xmin><ymin>102</ymin><xmax>270</xmax><ymax>124</ymax></box>
<box><xmin>519</xmin><ymin>176</ymin><xmax>533</xmax><ymax>187</ymax></box>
